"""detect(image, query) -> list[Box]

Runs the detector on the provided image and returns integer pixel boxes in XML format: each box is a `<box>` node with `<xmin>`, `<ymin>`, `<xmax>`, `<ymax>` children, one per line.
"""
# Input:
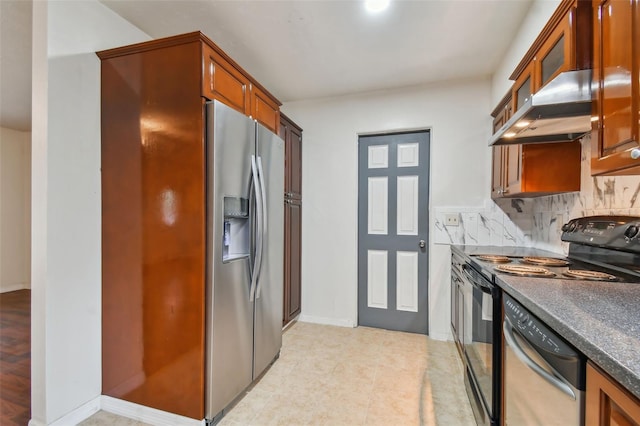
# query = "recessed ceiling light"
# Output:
<box><xmin>365</xmin><ymin>0</ymin><xmax>390</xmax><ymax>13</ymax></box>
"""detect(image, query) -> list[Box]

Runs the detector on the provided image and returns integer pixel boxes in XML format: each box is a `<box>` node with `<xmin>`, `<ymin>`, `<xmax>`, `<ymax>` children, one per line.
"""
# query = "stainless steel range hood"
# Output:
<box><xmin>489</xmin><ymin>69</ymin><xmax>593</xmax><ymax>146</ymax></box>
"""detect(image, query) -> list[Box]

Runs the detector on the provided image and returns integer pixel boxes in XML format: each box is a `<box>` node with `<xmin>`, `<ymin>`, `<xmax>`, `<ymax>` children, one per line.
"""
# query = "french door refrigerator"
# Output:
<box><xmin>205</xmin><ymin>100</ymin><xmax>284</xmax><ymax>421</ymax></box>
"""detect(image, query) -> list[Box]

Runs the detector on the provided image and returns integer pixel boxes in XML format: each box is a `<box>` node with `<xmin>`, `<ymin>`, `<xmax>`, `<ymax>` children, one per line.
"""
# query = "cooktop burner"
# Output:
<box><xmin>474</xmin><ymin>255</ymin><xmax>512</xmax><ymax>263</ymax></box>
<box><xmin>495</xmin><ymin>264</ymin><xmax>556</xmax><ymax>277</ymax></box>
<box><xmin>563</xmin><ymin>270</ymin><xmax>619</xmax><ymax>281</ymax></box>
<box><xmin>521</xmin><ymin>256</ymin><xmax>570</xmax><ymax>267</ymax></box>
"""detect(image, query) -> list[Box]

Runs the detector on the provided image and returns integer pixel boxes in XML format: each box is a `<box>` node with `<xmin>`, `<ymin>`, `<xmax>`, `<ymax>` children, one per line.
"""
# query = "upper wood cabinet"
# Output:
<box><xmin>586</xmin><ymin>361</ymin><xmax>640</xmax><ymax>426</ymax></box>
<box><xmin>202</xmin><ymin>43</ymin><xmax>250</xmax><ymax>115</ymax></box>
<box><xmin>491</xmin><ymin>92</ymin><xmax>581</xmax><ymax>198</ymax></box>
<box><xmin>251</xmin><ymin>84</ymin><xmax>280</xmax><ymax>134</ymax></box>
<box><xmin>591</xmin><ymin>0</ymin><xmax>640</xmax><ymax>175</ymax></box>
<box><xmin>510</xmin><ymin>0</ymin><xmax>592</xmax><ymax>113</ymax></box>
<box><xmin>491</xmin><ymin>93</ymin><xmax>514</xmax><ymax>198</ymax></box>
<box><xmin>199</xmin><ymin>33</ymin><xmax>281</xmax><ymax>133</ymax></box>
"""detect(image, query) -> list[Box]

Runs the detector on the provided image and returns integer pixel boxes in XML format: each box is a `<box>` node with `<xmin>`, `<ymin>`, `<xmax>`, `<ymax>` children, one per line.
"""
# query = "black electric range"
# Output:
<box><xmin>451</xmin><ymin>216</ymin><xmax>640</xmax><ymax>426</ymax></box>
<box><xmin>468</xmin><ymin>216</ymin><xmax>640</xmax><ymax>285</ymax></box>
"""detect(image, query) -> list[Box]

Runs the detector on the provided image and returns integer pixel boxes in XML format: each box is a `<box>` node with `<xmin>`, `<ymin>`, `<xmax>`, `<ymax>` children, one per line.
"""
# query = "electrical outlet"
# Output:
<box><xmin>445</xmin><ymin>213</ymin><xmax>459</xmax><ymax>227</ymax></box>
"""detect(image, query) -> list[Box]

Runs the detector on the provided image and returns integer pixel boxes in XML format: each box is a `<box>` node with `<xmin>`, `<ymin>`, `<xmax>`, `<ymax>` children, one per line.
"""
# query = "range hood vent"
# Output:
<box><xmin>489</xmin><ymin>69</ymin><xmax>593</xmax><ymax>146</ymax></box>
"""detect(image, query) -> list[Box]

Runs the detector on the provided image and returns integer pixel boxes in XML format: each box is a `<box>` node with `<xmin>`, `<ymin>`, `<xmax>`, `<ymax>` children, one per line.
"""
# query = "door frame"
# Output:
<box><xmin>354</xmin><ymin>126</ymin><xmax>433</xmax><ymax>332</ymax></box>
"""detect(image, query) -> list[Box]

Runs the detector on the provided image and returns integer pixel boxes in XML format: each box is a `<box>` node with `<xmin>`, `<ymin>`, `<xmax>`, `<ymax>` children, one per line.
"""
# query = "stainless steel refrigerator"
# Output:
<box><xmin>205</xmin><ymin>100</ymin><xmax>284</xmax><ymax>421</ymax></box>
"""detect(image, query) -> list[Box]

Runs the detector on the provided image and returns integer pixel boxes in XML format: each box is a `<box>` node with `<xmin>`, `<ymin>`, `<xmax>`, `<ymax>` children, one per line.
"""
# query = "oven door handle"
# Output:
<box><xmin>462</xmin><ymin>267</ymin><xmax>492</xmax><ymax>294</ymax></box>
<box><xmin>503</xmin><ymin>318</ymin><xmax>576</xmax><ymax>400</ymax></box>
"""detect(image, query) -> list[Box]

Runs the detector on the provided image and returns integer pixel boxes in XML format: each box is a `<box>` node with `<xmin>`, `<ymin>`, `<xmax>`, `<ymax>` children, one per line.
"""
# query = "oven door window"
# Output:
<box><xmin>465</xmin><ymin>284</ymin><xmax>494</xmax><ymax>415</ymax></box>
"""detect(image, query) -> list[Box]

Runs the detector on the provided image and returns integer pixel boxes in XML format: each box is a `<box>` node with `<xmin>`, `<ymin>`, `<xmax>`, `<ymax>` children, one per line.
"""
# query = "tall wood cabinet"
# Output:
<box><xmin>279</xmin><ymin>114</ymin><xmax>302</xmax><ymax>327</ymax></box>
<box><xmin>591</xmin><ymin>0</ymin><xmax>640</xmax><ymax>175</ymax></box>
<box><xmin>97</xmin><ymin>32</ymin><xmax>280</xmax><ymax>420</ymax></box>
<box><xmin>586</xmin><ymin>362</ymin><xmax>640</xmax><ymax>425</ymax></box>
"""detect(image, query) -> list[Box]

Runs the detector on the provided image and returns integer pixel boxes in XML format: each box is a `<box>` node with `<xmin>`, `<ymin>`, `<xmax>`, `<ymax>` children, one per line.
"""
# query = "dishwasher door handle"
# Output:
<box><xmin>503</xmin><ymin>319</ymin><xmax>576</xmax><ymax>400</ymax></box>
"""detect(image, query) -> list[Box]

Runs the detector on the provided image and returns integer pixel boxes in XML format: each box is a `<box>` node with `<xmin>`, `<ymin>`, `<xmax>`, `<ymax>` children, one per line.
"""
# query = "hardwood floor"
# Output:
<box><xmin>0</xmin><ymin>290</ymin><xmax>31</xmax><ymax>426</ymax></box>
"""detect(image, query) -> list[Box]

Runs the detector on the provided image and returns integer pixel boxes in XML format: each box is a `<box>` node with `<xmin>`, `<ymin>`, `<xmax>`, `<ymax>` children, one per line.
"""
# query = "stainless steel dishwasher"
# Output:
<box><xmin>503</xmin><ymin>294</ymin><xmax>586</xmax><ymax>425</ymax></box>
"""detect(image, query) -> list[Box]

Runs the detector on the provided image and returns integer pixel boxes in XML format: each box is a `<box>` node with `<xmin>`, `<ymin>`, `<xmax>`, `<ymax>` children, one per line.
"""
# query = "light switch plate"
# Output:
<box><xmin>445</xmin><ymin>213</ymin><xmax>459</xmax><ymax>227</ymax></box>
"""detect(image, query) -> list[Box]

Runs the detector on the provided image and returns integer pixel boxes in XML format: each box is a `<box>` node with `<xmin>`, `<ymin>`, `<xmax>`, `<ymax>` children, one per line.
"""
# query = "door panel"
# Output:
<box><xmin>367</xmin><ymin>250</ymin><xmax>389</xmax><ymax>309</ymax></box>
<box><xmin>206</xmin><ymin>101</ymin><xmax>254</xmax><ymax>418</ymax></box>
<box><xmin>285</xmin><ymin>201</ymin><xmax>302</xmax><ymax>320</ymax></box>
<box><xmin>396</xmin><ymin>175</ymin><xmax>419</xmax><ymax>235</ymax></box>
<box><xmin>357</xmin><ymin>131</ymin><xmax>430</xmax><ymax>334</ymax></box>
<box><xmin>253</xmin><ymin>124</ymin><xmax>284</xmax><ymax>378</ymax></box>
<box><xmin>367</xmin><ymin>177</ymin><xmax>389</xmax><ymax>235</ymax></box>
<box><xmin>396</xmin><ymin>251</ymin><xmax>418</xmax><ymax>312</ymax></box>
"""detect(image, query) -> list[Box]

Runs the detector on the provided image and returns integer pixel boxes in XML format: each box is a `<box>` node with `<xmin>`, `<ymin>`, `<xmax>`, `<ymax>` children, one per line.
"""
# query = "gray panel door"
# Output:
<box><xmin>253</xmin><ymin>124</ymin><xmax>284</xmax><ymax>379</ymax></box>
<box><xmin>358</xmin><ymin>131</ymin><xmax>430</xmax><ymax>334</ymax></box>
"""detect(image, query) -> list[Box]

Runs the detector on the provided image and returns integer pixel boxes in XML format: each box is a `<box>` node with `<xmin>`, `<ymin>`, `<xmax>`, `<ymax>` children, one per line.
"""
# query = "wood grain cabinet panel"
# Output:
<box><xmin>202</xmin><ymin>44</ymin><xmax>249</xmax><ymax>115</ymax></box>
<box><xmin>284</xmin><ymin>200</ymin><xmax>302</xmax><ymax>323</ymax></box>
<box><xmin>586</xmin><ymin>362</ymin><xmax>640</xmax><ymax>426</ymax></box>
<box><xmin>509</xmin><ymin>0</ymin><xmax>592</xmax><ymax>114</ymax></box>
<box><xmin>492</xmin><ymin>90</ymin><xmax>581</xmax><ymax>198</ymax></box>
<box><xmin>99</xmin><ymin>38</ymin><xmax>206</xmax><ymax>420</ymax></box>
<box><xmin>97</xmin><ymin>31</ymin><xmax>282</xmax><ymax>420</ymax></box>
<box><xmin>251</xmin><ymin>85</ymin><xmax>280</xmax><ymax>134</ymax></box>
<box><xmin>492</xmin><ymin>0</ymin><xmax>589</xmax><ymax>199</ymax></box>
<box><xmin>591</xmin><ymin>0</ymin><xmax>640</xmax><ymax>175</ymax></box>
<box><xmin>491</xmin><ymin>94</ymin><xmax>512</xmax><ymax>198</ymax></box>
<box><xmin>493</xmin><ymin>142</ymin><xmax>581</xmax><ymax>198</ymax></box>
<box><xmin>279</xmin><ymin>113</ymin><xmax>302</xmax><ymax>327</ymax></box>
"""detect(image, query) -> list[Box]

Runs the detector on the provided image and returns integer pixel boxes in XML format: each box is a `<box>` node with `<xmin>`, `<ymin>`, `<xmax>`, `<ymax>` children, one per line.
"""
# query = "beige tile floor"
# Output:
<box><xmin>80</xmin><ymin>322</ymin><xmax>474</xmax><ymax>426</ymax></box>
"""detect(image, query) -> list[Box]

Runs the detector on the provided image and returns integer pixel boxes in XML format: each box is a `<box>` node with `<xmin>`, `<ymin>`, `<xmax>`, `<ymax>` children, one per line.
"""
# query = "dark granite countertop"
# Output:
<box><xmin>496</xmin><ymin>275</ymin><xmax>640</xmax><ymax>400</ymax></box>
<box><xmin>451</xmin><ymin>245</ymin><xmax>640</xmax><ymax>399</ymax></box>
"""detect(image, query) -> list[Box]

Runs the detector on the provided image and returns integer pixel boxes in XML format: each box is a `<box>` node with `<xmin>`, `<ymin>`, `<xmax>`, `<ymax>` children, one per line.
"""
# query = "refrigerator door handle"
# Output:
<box><xmin>249</xmin><ymin>155</ymin><xmax>264</xmax><ymax>302</ymax></box>
<box><xmin>255</xmin><ymin>155</ymin><xmax>268</xmax><ymax>299</ymax></box>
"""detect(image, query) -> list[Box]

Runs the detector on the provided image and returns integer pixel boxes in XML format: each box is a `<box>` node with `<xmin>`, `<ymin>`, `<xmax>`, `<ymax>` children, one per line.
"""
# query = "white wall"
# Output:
<box><xmin>0</xmin><ymin>126</ymin><xmax>31</xmax><ymax>292</ymax></box>
<box><xmin>282</xmin><ymin>78</ymin><xmax>492</xmax><ymax>340</ymax></box>
<box><xmin>491</xmin><ymin>0</ymin><xmax>561</xmax><ymax>105</ymax></box>
<box><xmin>30</xmin><ymin>1</ymin><xmax>150</xmax><ymax>424</ymax></box>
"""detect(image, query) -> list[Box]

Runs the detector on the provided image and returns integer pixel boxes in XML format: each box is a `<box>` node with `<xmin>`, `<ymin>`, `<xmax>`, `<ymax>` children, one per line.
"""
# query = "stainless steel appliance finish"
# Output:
<box><xmin>503</xmin><ymin>294</ymin><xmax>585</xmax><ymax>426</ymax></box>
<box><xmin>205</xmin><ymin>101</ymin><xmax>284</xmax><ymax>421</ymax></box>
<box><xmin>452</xmin><ymin>251</ymin><xmax>501</xmax><ymax>426</ymax></box>
<box><xmin>489</xmin><ymin>69</ymin><xmax>592</xmax><ymax>146</ymax></box>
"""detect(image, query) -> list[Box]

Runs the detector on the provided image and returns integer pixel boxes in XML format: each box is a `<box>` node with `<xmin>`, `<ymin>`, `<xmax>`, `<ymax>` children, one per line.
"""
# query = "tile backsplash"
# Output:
<box><xmin>434</xmin><ymin>135</ymin><xmax>640</xmax><ymax>254</ymax></box>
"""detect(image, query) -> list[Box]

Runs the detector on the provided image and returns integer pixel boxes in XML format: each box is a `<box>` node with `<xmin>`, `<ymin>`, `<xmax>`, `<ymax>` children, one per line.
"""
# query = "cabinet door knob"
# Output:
<box><xmin>631</xmin><ymin>148</ymin><xmax>640</xmax><ymax>160</ymax></box>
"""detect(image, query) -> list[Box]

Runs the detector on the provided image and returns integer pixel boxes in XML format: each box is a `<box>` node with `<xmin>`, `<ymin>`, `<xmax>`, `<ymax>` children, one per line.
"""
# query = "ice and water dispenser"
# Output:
<box><xmin>222</xmin><ymin>197</ymin><xmax>250</xmax><ymax>262</ymax></box>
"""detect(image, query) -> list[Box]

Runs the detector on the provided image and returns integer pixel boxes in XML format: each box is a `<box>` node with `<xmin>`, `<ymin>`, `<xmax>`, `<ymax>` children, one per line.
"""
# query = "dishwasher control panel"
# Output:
<box><xmin>504</xmin><ymin>294</ymin><xmax>577</xmax><ymax>358</ymax></box>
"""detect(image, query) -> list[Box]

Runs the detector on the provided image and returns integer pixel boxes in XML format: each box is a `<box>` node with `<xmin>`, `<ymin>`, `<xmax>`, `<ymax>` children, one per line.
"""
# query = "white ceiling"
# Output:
<box><xmin>0</xmin><ymin>0</ymin><xmax>534</xmax><ymax>131</ymax></box>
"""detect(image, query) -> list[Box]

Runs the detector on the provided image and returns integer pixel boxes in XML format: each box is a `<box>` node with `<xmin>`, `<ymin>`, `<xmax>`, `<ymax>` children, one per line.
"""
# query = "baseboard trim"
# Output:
<box><xmin>101</xmin><ymin>395</ymin><xmax>204</xmax><ymax>426</ymax></box>
<box><xmin>29</xmin><ymin>395</ymin><xmax>205</xmax><ymax>426</ymax></box>
<box><xmin>297</xmin><ymin>315</ymin><xmax>355</xmax><ymax>328</ymax></box>
<box><xmin>427</xmin><ymin>331</ymin><xmax>452</xmax><ymax>342</ymax></box>
<box><xmin>48</xmin><ymin>396</ymin><xmax>101</xmax><ymax>426</ymax></box>
<box><xmin>1</xmin><ymin>283</ymin><xmax>30</xmax><ymax>293</ymax></box>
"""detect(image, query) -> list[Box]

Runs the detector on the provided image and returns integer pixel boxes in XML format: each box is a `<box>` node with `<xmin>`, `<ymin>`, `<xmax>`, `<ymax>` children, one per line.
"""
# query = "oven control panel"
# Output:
<box><xmin>503</xmin><ymin>295</ymin><xmax>578</xmax><ymax>358</ymax></box>
<box><xmin>561</xmin><ymin>216</ymin><xmax>640</xmax><ymax>252</ymax></box>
